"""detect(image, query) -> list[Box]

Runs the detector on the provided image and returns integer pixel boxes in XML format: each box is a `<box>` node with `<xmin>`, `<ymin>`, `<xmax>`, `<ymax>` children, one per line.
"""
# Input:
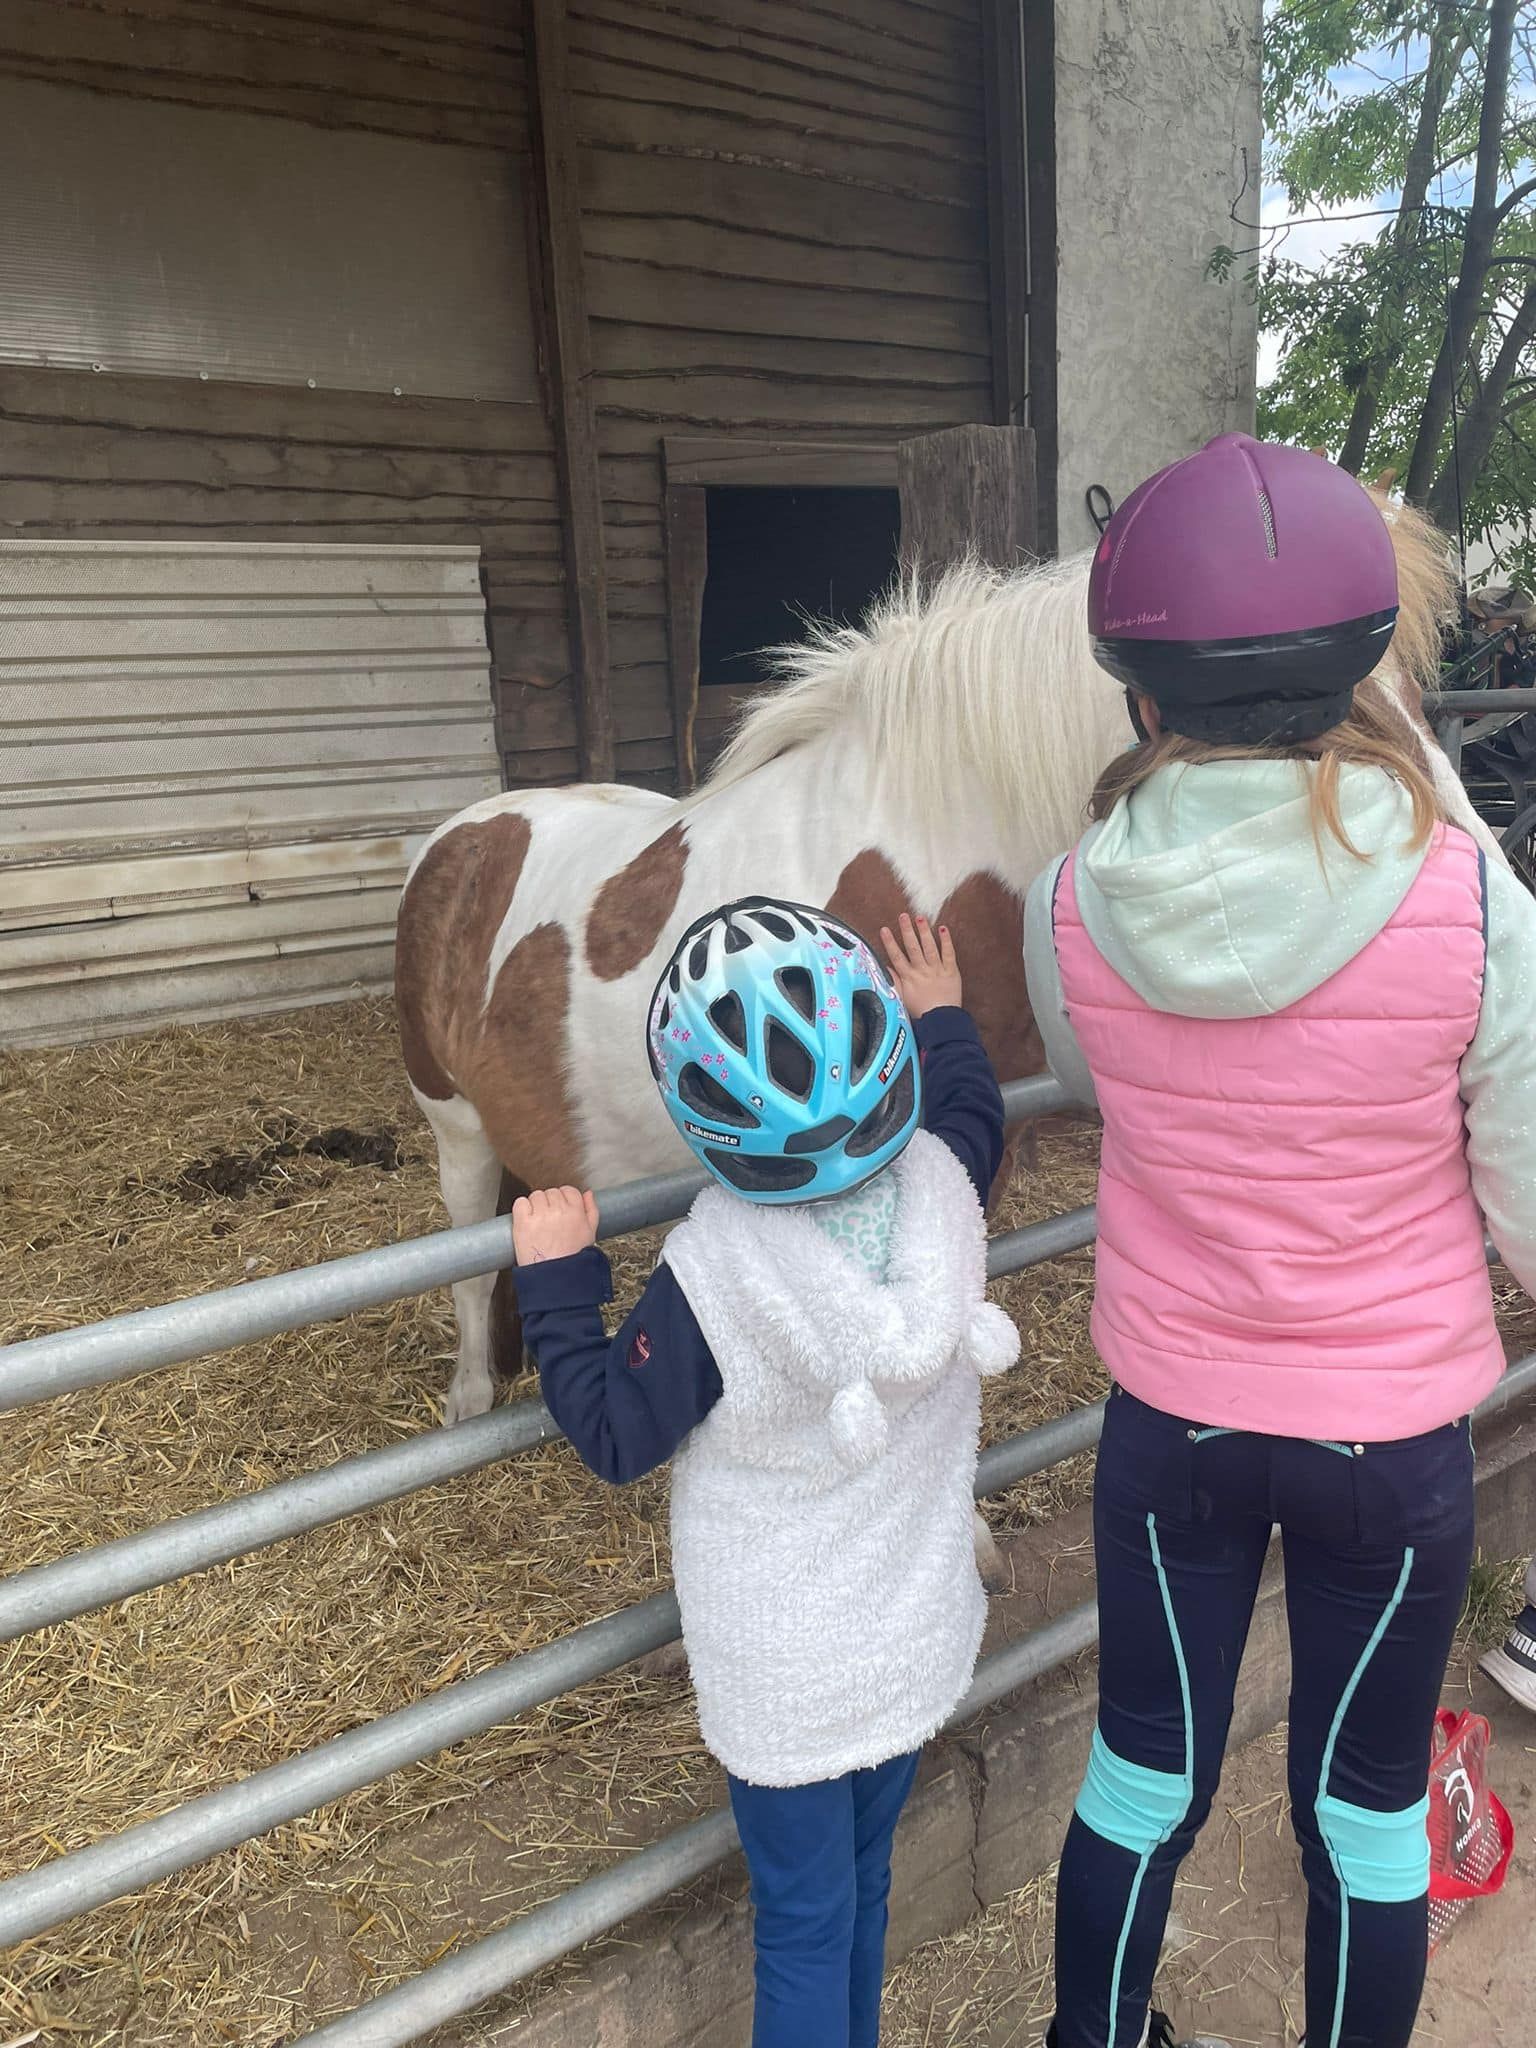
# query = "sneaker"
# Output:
<box><xmin>1148</xmin><ymin>2011</ymin><xmax>1233</xmax><ymax>2048</ymax></box>
<box><xmin>1479</xmin><ymin>1603</ymin><xmax>1536</xmax><ymax>1712</ymax></box>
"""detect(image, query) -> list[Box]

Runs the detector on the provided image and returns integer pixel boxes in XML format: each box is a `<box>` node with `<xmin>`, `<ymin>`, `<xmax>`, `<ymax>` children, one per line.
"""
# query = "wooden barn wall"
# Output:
<box><xmin>0</xmin><ymin>0</ymin><xmax>997</xmax><ymax>796</ymax></box>
<box><xmin>562</xmin><ymin>0</ymin><xmax>995</xmax><ymax>791</ymax></box>
<box><xmin>0</xmin><ymin>0</ymin><xmax>594</xmax><ymax>789</ymax></box>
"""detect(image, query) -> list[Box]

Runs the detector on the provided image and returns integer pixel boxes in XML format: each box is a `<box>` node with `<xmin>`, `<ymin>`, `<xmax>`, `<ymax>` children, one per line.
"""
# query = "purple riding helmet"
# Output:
<box><xmin>1088</xmin><ymin>433</ymin><xmax>1400</xmax><ymax>745</ymax></box>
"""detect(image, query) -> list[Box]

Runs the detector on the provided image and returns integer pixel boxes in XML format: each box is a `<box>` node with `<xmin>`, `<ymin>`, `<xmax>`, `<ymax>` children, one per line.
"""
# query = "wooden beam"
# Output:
<box><xmin>1020</xmin><ymin>0</ymin><xmax>1058</xmax><ymax>554</ymax></box>
<box><xmin>663</xmin><ymin>480</ymin><xmax>707</xmax><ymax>794</ymax></box>
<box><xmin>897</xmin><ymin>424</ymin><xmax>1039</xmax><ymax>574</ymax></box>
<box><xmin>983</xmin><ymin>0</ymin><xmax>1029</xmax><ymax>428</ymax></box>
<box><xmin>527</xmin><ymin>0</ymin><xmax>614</xmax><ymax>783</ymax></box>
<box><xmin>663</xmin><ymin>436</ymin><xmax>899</xmax><ymax>489</ymax></box>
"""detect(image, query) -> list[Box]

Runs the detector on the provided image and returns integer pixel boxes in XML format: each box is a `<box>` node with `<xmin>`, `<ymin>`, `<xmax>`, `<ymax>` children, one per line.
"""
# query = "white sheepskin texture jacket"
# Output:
<box><xmin>662</xmin><ymin>1130</ymin><xmax>1020</xmax><ymax>1788</ymax></box>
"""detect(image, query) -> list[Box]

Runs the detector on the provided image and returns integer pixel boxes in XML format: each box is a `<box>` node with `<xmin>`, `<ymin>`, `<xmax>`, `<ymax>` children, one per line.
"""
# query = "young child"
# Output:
<box><xmin>1024</xmin><ymin>434</ymin><xmax>1536</xmax><ymax>2048</ymax></box>
<box><xmin>511</xmin><ymin>899</ymin><xmax>1019</xmax><ymax>2048</ymax></box>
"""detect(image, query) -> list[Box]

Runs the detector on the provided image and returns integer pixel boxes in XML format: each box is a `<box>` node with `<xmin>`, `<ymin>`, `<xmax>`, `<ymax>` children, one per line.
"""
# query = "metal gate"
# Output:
<box><xmin>2</xmin><ymin>1075</ymin><xmax>1532</xmax><ymax>2047</ymax></box>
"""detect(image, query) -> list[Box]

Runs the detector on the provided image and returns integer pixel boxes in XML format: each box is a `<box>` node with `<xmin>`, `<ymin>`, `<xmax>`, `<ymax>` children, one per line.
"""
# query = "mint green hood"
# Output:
<box><xmin>1075</xmin><ymin>760</ymin><xmax>1430</xmax><ymax>1019</ymax></box>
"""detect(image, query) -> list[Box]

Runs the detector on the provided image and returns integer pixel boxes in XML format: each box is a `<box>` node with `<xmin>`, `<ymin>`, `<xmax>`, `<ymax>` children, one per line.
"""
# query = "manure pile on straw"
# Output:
<box><xmin>0</xmin><ymin>1001</ymin><xmax>1107</xmax><ymax>2044</ymax></box>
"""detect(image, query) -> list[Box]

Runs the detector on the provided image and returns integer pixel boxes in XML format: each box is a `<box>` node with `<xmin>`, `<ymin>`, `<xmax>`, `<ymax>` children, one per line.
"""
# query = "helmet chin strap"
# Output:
<box><xmin>1125</xmin><ymin>687</ymin><xmax>1152</xmax><ymax>744</ymax></box>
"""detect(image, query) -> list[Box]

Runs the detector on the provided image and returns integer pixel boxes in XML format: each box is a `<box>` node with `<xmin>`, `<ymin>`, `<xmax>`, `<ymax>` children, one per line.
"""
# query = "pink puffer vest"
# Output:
<box><xmin>1054</xmin><ymin>824</ymin><xmax>1503</xmax><ymax>1441</ymax></box>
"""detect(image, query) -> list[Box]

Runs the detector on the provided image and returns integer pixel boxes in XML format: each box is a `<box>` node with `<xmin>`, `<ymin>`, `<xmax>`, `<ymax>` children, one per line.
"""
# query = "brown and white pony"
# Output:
<box><xmin>397</xmin><ymin>499</ymin><xmax>1490</xmax><ymax>1429</ymax></box>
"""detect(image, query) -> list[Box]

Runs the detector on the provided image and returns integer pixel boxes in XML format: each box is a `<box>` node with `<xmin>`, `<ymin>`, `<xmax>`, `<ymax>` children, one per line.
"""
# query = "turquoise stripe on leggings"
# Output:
<box><xmin>1317</xmin><ymin>1547</ymin><xmax>1416</xmax><ymax>2048</ymax></box>
<box><xmin>1101</xmin><ymin>1515</ymin><xmax>1195</xmax><ymax>2048</ymax></box>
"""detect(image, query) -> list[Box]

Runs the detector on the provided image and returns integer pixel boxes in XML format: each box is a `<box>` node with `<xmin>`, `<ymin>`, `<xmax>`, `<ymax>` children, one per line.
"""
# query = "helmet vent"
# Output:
<box><xmin>849</xmin><ymin>989</ymin><xmax>887</xmax><ymax>1082</ymax></box>
<box><xmin>754</xmin><ymin>908</ymin><xmax>797</xmax><ymax>942</ymax></box>
<box><xmin>708</xmin><ymin>992</ymin><xmax>747</xmax><ymax>1053</ymax></box>
<box><xmin>723</xmin><ymin>920</ymin><xmax>754</xmax><ymax>954</ymax></box>
<box><xmin>678</xmin><ymin>1062</ymin><xmax>759</xmax><ymax>1128</ymax></box>
<box><xmin>776</xmin><ymin>966</ymin><xmax>817</xmax><ymax>1023</ymax></box>
<box><xmin>687</xmin><ymin>933</ymin><xmax>711</xmax><ymax>981</ymax></box>
<box><xmin>765</xmin><ymin>1018</ymin><xmax>815</xmax><ymax>1101</ymax></box>
<box><xmin>1258</xmin><ymin>486</ymin><xmax>1278</xmax><ymax>558</ymax></box>
<box><xmin>826</xmin><ymin>924</ymin><xmax>858</xmax><ymax>951</ymax></box>
<box><xmin>707</xmin><ymin>1149</ymin><xmax>817</xmax><ymax>1194</ymax></box>
<box><xmin>846</xmin><ymin>1058</ymin><xmax>916</xmax><ymax>1159</ymax></box>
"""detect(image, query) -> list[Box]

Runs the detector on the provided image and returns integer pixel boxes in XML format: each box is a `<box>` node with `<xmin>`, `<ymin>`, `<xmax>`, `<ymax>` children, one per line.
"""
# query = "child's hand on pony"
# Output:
<box><xmin>512</xmin><ymin>1186</ymin><xmax>599</xmax><ymax>1265</ymax></box>
<box><xmin>880</xmin><ymin>912</ymin><xmax>962</xmax><ymax>1020</ymax></box>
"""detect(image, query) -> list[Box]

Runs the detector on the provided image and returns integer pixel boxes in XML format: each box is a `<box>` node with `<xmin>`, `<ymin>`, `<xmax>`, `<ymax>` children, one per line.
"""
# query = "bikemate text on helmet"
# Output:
<box><xmin>646</xmin><ymin>897</ymin><xmax>921</xmax><ymax>1203</ymax></box>
<box><xmin>1088</xmin><ymin>434</ymin><xmax>1400</xmax><ymax>745</ymax></box>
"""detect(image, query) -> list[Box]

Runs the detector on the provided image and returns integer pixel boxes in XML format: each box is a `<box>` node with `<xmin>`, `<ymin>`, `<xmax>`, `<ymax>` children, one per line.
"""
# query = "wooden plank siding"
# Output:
<box><xmin>0</xmin><ymin>0</ymin><xmax>1004</xmax><ymax>796</ymax></box>
<box><xmin>571</xmin><ymin>0</ymin><xmax>996</xmax><ymax>787</ymax></box>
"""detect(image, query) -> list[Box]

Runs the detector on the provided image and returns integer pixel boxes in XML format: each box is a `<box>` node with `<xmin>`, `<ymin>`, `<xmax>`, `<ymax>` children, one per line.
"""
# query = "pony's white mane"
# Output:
<box><xmin>700</xmin><ymin>554</ymin><xmax>1129</xmax><ymax>859</ymax></box>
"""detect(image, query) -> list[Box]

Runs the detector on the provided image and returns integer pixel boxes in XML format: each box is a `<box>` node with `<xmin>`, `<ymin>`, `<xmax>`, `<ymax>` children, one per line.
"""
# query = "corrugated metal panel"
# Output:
<box><xmin>0</xmin><ymin>542</ymin><xmax>502</xmax><ymax>1046</ymax></box>
<box><xmin>0</xmin><ymin>77</ymin><xmax>538</xmax><ymax>403</ymax></box>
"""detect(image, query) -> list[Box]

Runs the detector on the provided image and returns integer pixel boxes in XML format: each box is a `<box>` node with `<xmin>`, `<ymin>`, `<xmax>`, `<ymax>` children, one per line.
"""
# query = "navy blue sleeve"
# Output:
<box><xmin>516</xmin><ymin>1247</ymin><xmax>724</xmax><ymax>1485</ymax></box>
<box><xmin>914</xmin><ymin>1006</ymin><xmax>1007</xmax><ymax>1202</ymax></box>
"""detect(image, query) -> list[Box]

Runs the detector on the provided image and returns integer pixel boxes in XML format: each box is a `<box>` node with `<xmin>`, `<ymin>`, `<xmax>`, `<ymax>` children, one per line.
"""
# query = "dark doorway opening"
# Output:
<box><xmin>698</xmin><ymin>485</ymin><xmax>902</xmax><ymax>690</ymax></box>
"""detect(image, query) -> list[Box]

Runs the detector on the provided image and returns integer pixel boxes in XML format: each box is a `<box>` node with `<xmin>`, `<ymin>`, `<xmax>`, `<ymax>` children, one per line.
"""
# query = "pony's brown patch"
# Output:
<box><xmin>396</xmin><ymin>812</ymin><xmax>532</xmax><ymax>1102</ymax></box>
<box><xmin>826</xmin><ymin>849</ymin><xmax>912</xmax><ymax>953</ymax></box>
<box><xmin>586</xmin><ymin>822</ymin><xmax>690</xmax><ymax>982</ymax></box>
<box><xmin>828</xmin><ymin>851</ymin><xmax>1044</xmax><ymax>1207</ymax></box>
<box><xmin>469</xmin><ymin>923</ymin><xmax>579</xmax><ymax>1190</ymax></box>
<box><xmin>936</xmin><ymin>871</ymin><xmax>1041</xmax><ymax>1094</ymax></box>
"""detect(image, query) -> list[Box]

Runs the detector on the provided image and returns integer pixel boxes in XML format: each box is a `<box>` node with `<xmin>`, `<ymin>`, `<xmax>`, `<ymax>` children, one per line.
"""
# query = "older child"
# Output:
<box><xmin>1025</xmin><ymin>434</ymin><xmax>1536</xmax><ymax>2048</ymax></box>
<box><xmin>511</xmin><ymin>900</ymin><xmax>1019</xmax><ymax>2048</ymax></box>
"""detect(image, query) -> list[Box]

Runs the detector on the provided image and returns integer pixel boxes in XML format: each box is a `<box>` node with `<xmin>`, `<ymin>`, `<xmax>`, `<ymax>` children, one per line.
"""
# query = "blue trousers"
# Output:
<box><xmin>1053</xmin><ymin>1387</ymin><xmax>1475</xmax><ymax>2048</ymax></box>
<box><xmin>728</xmin><ymin>1750</ymin><xmax>921</xmax><ymax>2048</ymax></box>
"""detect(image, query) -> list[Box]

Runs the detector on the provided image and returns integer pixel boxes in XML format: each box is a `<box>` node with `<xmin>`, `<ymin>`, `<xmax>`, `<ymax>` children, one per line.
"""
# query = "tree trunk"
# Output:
<box><xmin>1404</xmin><ymin>0</ymin><xmax>1521</xmax><ymax>505</ymax></box>
<box><xmin>1428</xmin><ymin>280</ymin><xmax>1536</xmax><ymax>528</ymax></box>
<box><xmin>1337</xmin><ymin>7</ymin><xmax>1469</xmax><ymax>476</ymax></box>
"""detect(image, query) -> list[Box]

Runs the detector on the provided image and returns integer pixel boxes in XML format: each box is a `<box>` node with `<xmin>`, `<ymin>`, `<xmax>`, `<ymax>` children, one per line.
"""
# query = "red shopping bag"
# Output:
<box><xmin>1426</xmin><ymin>1708</ymin><xmax>1515</xmax><ymax>1954</ymax></box>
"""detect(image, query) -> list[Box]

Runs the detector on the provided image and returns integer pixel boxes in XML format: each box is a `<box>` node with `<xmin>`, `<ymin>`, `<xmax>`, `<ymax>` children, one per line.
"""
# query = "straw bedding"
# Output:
<box><xmin>0</xmin><ymin>1000</ymin><xmax>1108</xmax><ymax>2045</ymax></box>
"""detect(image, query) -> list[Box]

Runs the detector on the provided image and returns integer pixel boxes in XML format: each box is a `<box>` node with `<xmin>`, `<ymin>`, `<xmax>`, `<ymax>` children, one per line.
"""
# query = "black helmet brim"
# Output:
<box><xmin>1092</xmin><ymin>606</ymin><xmax>1399</xmax><ymax>746</ymax></box>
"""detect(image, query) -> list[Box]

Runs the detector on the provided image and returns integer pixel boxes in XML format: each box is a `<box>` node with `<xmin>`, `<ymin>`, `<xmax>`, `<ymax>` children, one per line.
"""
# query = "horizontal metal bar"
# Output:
<box><xmin>0</xmin><ymin>1590</ymin><xmax>680</xmax><ymax>1949</ymax></box>
<box><xmin>0</xmin><ymin>1399</ymin><xmax>560</xmax><ymax>1645</ymax></box>
<box><xmin>987</xmin><ymin>1205</ymin><xmax>1096</xmax><ymax>1279</ymax></box>
<box><xmin>1431</xmin><ymin>688</ymin><xmax>1536</xmax><ymax>714</ymax></box>
<box><xmin>7</xmin><ymin>1341</ymin><xmax>1534</xmax><ymax>1964</ymax></box>
<box><xmin>293</xmin><ymin>1601</ymin><xmax>1102</xmax><ymax>2048</ymax></box>
<box><xmin>0</xmin><ymin>1377</ymin><xmax>1099</xmax><ymax>1940</ymax></box>
<box><xmin>0</xmin><ymin>1075</ymin><xmax>1073</xmax><ymax>1416</ymax></box>
<box><xmin>975</xmin><ymin>1399</ymin><xmax>1105</xmax><ymax>1496</ymax></box>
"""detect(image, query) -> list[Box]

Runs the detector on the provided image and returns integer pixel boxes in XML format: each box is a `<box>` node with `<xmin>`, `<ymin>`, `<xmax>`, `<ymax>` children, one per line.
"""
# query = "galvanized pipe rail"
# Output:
<box><xmin>0</xmin><ymin>1070</ymin><xmax>1075</xmax><ymax>1416</ymax></box>
<box><xmin>3</xmin><ymin>1063</ymin><xmax>1526</xmax><ymax>2048</ymax></box>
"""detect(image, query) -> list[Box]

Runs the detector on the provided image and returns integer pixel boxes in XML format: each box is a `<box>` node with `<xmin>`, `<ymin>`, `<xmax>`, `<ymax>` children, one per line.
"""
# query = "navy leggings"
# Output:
<box><xmin>1053</xmin><ymin>1388</ymin><xmax>1475</xmax><ymax>2048</ymax></box>
<box><xmin>728</xmin><ymin>1750</ymin><xmax>920</xmax><ymax>2048</ymax></box>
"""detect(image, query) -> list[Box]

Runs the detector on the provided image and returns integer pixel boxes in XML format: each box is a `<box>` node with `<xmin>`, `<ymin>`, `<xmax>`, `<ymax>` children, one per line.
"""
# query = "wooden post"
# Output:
<box><xmin>663</xmin><ymin>479</ymin><xmax>707</xmax><ymax>794</ymax></box>
<box><xmin>897</xmin><ymin>424</ymin><xmax>1039</xmax><ymax>574</ymax></box>
<box><xmin>527</xmin><ymin>0</ymin><xmax>615</xmax><ymax>783</ymax></box>
<box><xmin>983</xmin><ymin>0</ymin><xmax>1029</xmax><ymax>428</ymax></box>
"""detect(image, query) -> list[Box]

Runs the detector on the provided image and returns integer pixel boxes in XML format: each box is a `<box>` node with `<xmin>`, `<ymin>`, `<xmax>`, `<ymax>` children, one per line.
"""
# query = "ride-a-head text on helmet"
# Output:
<box><xmin>646</xmin><ymin>896</ymin><xmax>922</xmax><ymax>1204</ymax></box>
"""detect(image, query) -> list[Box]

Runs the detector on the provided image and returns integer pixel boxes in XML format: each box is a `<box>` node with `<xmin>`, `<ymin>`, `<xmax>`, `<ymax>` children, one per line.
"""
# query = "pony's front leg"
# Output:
<box><xmin>416</xmin><ymin>1090</ymin><xmax>506</xmax><ymax>1425</ymax></box>
<box><xmin>973</xmin><ymin>1508</ymin><xmax>1010</xmax><ymax>1594</ymax></box>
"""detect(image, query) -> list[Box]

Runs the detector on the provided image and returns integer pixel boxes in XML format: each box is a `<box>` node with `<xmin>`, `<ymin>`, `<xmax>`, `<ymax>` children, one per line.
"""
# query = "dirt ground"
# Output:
<box><xmin>882</xmin><ymin>1660</ymin><xmax>1536</xmax><ymax>2047</ymax></box>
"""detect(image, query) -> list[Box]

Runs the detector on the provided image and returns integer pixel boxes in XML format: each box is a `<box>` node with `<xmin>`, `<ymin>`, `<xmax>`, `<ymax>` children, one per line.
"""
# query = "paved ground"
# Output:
<box><xmin>883</xmin><ymin>1664</ymin><xmax>1536</xmax><ymax>2047</ymax></box>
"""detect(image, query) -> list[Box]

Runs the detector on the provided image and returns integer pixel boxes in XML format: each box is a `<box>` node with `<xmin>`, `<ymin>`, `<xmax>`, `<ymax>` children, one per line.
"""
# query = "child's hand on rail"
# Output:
<box><xmin>512</xmin><ymin>1187</ymin><xmax>599</xmax><ymax>1265</ymax></box>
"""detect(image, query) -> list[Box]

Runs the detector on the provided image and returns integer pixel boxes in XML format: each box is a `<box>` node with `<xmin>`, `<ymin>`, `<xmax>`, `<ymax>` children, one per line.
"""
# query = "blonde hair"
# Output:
<box><xmin>1089</xmin><ymin>686</ymin><xmax>1445</xmax><ymax>860</ymax></box>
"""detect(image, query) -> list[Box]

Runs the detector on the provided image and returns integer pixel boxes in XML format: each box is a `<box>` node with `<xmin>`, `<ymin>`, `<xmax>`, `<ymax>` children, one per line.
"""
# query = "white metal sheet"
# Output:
<box><xmin>0</xmin><ymin>541</ymin><xmax>501</xmax><ymax>1044</ymax></box>
<box><xmin>0</xmin><ymin>79</ymin><xmax>538</xmax><ymax>403</ymax></box>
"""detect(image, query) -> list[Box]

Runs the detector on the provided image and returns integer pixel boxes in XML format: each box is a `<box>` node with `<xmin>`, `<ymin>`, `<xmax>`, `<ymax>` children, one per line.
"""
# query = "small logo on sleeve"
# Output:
<box><xmin>627</xmin><ymin>1330</ymin><xmax>652</xmax><ymax>1370</ymax></box>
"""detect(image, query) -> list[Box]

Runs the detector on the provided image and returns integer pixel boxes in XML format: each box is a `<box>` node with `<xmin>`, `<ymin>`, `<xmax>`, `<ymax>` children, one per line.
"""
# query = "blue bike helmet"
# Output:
<box><xmin>646</xmin><ymin>896</ymin><xmax>922</xmax><ymax>1203</ymax></box>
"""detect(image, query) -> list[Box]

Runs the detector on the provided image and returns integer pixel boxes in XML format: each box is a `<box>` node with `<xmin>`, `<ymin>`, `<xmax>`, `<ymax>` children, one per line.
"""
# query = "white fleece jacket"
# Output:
<box><xmin>662</xmin><ymin>1130</ymin><xmax>1020</xmax><ymax>1788</ymax></box>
